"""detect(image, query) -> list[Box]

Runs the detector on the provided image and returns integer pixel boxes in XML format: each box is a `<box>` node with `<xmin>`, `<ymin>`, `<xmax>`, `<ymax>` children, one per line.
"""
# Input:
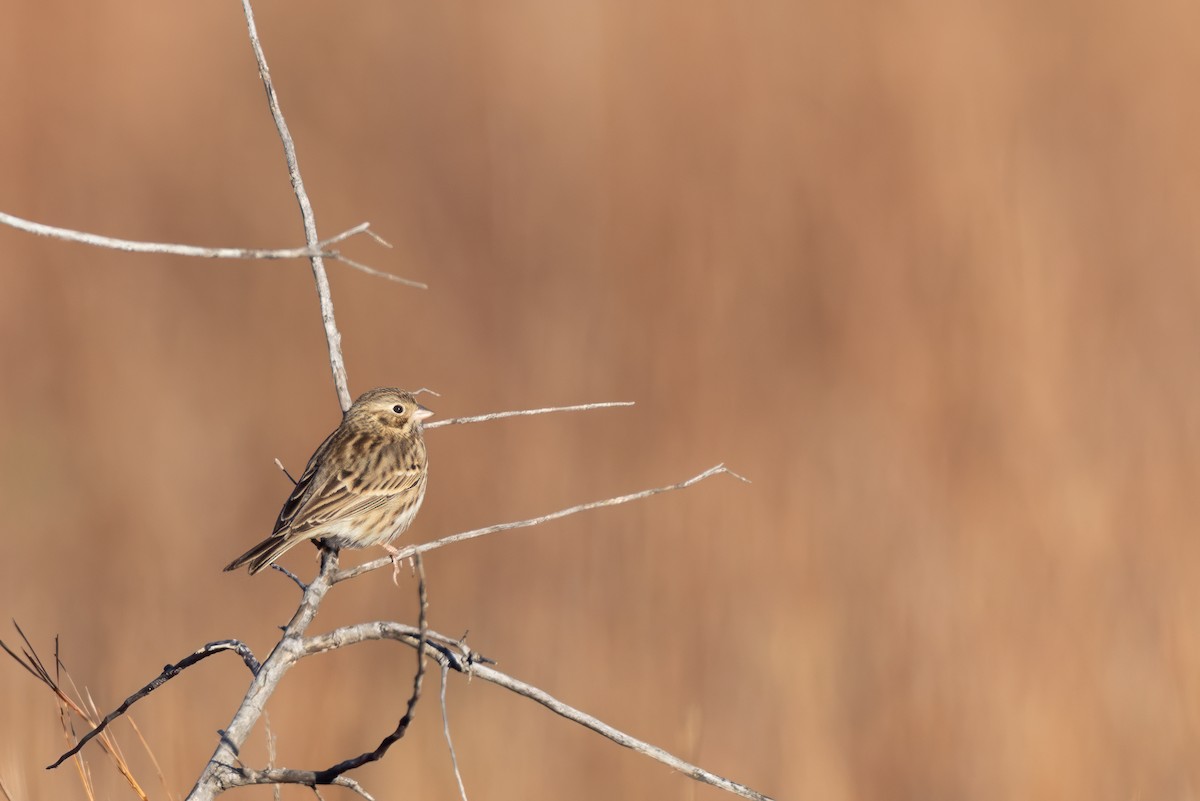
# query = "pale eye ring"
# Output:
<box><xmin>392</xmin><ymin>404</ymin><xmax>405</xmax><ymax>414</ymax></box>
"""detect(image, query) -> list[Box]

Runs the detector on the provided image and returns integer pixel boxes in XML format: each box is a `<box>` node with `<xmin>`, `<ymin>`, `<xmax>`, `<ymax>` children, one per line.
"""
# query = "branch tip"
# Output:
<box><xmin>724</xmin><ymin>467</ymin><xmax>752</xmax><ymax>484</ymax></box>
<box><xmin>427</xmin><ymin>401</ymin><xmax>635</xmax><ymax>430</ymax></box>
<box><xmin>364</xmin><ymin>228</ymin><xmax>393</xmax><ymax>249</ymax></box>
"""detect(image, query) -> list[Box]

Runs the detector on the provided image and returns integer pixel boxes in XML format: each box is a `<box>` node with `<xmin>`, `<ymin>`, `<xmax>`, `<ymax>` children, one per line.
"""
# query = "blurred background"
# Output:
<box><xmin>3</xmin><ymin>1</ymin><xmax>1200</xmax><ymax>799</ymax></box>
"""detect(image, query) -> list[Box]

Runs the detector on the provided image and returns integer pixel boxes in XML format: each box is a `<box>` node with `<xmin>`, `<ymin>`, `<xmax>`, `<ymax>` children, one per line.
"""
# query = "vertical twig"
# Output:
<box><xmin>440</xmin><ymin>665</ymin><xmax>469</xmax><ymax>801</ymax></box>
<box><xmin>240</xmin><ymin>0</ymin><xmax>352</xmax><ymax>411</ymax></box>
<box><xmin>264</xmin><ymin>712</ymin><xmax>281</xmax><ymax>801</ymax></box>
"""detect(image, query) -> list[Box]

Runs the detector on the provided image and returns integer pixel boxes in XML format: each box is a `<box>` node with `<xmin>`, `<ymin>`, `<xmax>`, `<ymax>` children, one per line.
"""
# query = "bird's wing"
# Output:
<box><xmin>284</xmin><ymin>462</ymin><xmax>425</xmax><ymax>536</ymax></box>
<box><xmin>272</xmin><ymin>427</ymin><xmax>342</xmax><ymax>535</ymax></box>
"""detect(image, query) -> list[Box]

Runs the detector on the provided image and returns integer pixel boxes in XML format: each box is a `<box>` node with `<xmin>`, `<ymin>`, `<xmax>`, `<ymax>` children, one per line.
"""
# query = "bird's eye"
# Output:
<box><xmin>392</xmin><ymin>404</ymin><xmax>405</xmax><ymax>414</ymax></box>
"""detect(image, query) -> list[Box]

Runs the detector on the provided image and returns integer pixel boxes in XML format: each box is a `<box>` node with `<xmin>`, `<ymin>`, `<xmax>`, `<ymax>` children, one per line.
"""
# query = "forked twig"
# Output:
<box><xmin>0</xmin><ymin>212</ymin><xmax>362</xmax><ymax>259</ymax></box>
<box><xmin>0</xmin><ymin>212</ymin><xmax>425</xmax><ymax>288</ymax></box>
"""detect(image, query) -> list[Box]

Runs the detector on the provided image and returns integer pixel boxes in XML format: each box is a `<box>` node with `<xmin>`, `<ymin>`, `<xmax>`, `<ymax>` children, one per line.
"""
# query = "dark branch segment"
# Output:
<box><xmin>314</xmin><ymin>554</ymin><xmax>428</xmax><ymax>782</ymax></box>
<box><xmin>46</xmin><ymin>640</ymin><xmax>260</xmax><ymax>770</ymax></box>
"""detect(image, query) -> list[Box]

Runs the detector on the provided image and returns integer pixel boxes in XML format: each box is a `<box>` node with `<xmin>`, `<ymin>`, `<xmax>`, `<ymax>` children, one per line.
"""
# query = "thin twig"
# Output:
<box><xmin>364</xmin><ymin>228</ymin><xmax>393</xmax><ymax>249</ymax></box>
<box><xmin>48</xmin><ymin>640</ymin><xmax>261</xmax><ymax>769</ymax></box>
<box><xmin>441</xmin><ymin>665</ymin><xmax>469</xmax><ymax>801</ymax></box>
<box><xmin>425</xmin><ymin>401</ymin><xmax>634</xmax><ymax>430</ymax></box>
<box><xmin>334</xmin><ymin>464</ymin><xmax>744</xmax><ymax>583</ymax></box>
<box><xmin>270</xmin><ymin>563</ymin><xmax>308</xmax><ymax>592</ymax></box>
<box><xmin>264</xmin><ymin>712</ymin><xmax>281</xmax><ymax>801</ymax></box>
<box><xmin>338</xmin><ymin>254</ymin><xmax>426</xmax><ymax>288</ymax></box>
<box><xmin>240</xmin><ymin>0</ymin><xmax>352</xmax><ymax>411</ymax></box>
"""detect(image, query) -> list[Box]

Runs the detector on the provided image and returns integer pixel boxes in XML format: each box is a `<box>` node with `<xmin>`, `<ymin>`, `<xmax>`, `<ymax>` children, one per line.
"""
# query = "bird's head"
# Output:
<box><xmin>345</xmin><ymin>387</ymin><xmax>434</xmax><ymax>435</ymax></box>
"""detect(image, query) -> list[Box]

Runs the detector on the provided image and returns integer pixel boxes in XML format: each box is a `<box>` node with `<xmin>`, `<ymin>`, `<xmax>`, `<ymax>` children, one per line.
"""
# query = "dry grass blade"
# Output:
<box><xmin>129</xmin><ymin>716</ymin><xmax>176</xmax><ymax>801</ymax></box>
<box><xmin>0</xmin><ymin>623</ymin><xmax>150</xmax><ymax>801</ymax></box>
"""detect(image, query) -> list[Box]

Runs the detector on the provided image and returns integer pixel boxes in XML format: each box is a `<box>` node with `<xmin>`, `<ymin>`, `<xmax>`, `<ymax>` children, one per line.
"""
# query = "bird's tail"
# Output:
<box><xmin>223</xmin><ymin>535</ymin><xmax>305</xmax><ymax>575</ymax></box>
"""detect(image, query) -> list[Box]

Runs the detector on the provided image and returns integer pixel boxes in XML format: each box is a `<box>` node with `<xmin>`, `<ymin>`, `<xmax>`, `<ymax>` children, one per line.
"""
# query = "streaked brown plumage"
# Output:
<box><xmin>224</xmin><ymin>388</ymin><xmax>432</xmax><ymax>575</ymax></box>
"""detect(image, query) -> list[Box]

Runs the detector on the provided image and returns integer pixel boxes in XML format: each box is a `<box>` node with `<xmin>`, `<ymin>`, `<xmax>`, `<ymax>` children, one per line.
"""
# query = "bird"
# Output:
<box><xmin>224</xmin><ymin>387</ymin><xmax>432</xmax><ymax>576</ymax></box>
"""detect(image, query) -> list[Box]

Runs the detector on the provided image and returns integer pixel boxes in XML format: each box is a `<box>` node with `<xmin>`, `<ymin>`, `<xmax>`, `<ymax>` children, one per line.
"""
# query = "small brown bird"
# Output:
<box><xmin>224</xmin><ymin>387</ymin><xmax>432</xmax><ymax>575</ymax></box>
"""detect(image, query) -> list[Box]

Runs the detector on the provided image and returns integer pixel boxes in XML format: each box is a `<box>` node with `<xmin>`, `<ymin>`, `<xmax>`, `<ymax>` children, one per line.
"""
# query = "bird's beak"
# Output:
<box><xmin>414</xmin><ymin>404</ymin><xmax>434</xmax><ymax>422</ymax></box>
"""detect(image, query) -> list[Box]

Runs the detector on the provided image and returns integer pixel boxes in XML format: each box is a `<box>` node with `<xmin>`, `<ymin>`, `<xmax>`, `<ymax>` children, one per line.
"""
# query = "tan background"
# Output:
<box><xmin>3</xmin><ymin>2</ymin><xmax>1200</xmax><ymax>799</ymax></box>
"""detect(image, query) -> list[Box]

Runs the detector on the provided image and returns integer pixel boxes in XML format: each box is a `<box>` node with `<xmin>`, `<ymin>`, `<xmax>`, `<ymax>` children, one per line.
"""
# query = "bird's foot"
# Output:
<box><xmin>382</xmin><ymin>544</ymin><xmax>413</xmax><ymax>586</ymax></box>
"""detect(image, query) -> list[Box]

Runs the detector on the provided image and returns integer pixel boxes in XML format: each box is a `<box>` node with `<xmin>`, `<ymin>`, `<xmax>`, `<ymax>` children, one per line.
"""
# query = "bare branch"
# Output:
<box><xmin>425</xmin><ymin>401</ymin><xmax>634</xmax><ymax>430</ymax></box>
<box><xmin>0</xmin><ymin>211</ymin><xmax>371</xmax><ymax>260</ymax></box>
<box><xmin>240</xmin><ymin>0</ymin><xmax>352</xmax><ymax>411</ymax></box>
<box><xmin>223</xmin><ymin>768</ymin><xmax>376</xmax><ymax>801</ymax></box>
<box><xmin>300</xmin><ymin>623</ymin><xmax>481</xmax><ymax>668</ymax></box>
<box><xmin>334</xmin><ymin>464</ymin><xmax>743</xmax><ymax>583</ymax></box>
<box><xmin>48</xmin><ymin>640</ymin><xmax>261</xmax><ymax>769</ymax></box>
<box><xmin>294</xmin><ymin>622</ymin><xmax>774</xmax><ymax>801</ymax></box>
